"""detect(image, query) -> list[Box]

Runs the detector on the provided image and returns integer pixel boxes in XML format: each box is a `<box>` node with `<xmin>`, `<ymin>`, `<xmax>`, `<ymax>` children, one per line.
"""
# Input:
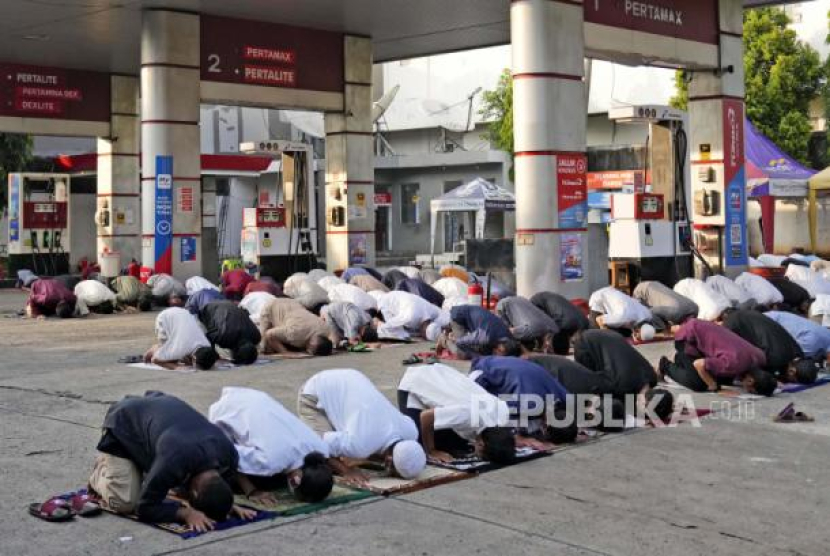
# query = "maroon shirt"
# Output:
<box><xmin>244</xmin><ymin>280</ymin><xmax>282</xmax><ymax>297</ymax></box>
<box><xmin>28</xmin><ymin>278</ymin><xmax>76</xmax><ymax>316</ymax></box>
<box><xmin>221</xmin><ymin>269</ymin><xmax>254</xmax><ymax>296</ymax></box>
<box><xmin>675</xmin><ymin>319</ymin><xmax>766</xmax><ymax>378</ymax></box>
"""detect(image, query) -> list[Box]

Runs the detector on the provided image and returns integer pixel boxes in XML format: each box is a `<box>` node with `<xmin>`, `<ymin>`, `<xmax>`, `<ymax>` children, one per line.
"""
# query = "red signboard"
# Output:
<box><xmin>200</xmin><ymin>15</ymin><xmax>344</xmax><ymax>93</ymax></box>
<box><xmin>557</xmin><ymin>154</ymin><xmax>588</xmax><ymax>229</ymax></box>
<box><xmin>587</xmin><ymin>169</ymin><xmax>650</xmax><ymax>190</ymax></box>
<box><xmin>374</xmin><ymin>192</ymin><xmax>392</xmax><ymax>206</ymax></box>
<box><xmin>584</xmin><ymin>0</ymin><xmax>719</xmax><ymax>45</ymax></box>
<box><xmin>723</xmin><ymin>99</ymin><xmax>744</xmax><ymax>186</ymax></box>
<box><xmin>0</xmin><ymin>63</ymin><xmax>110</xmax><ymax>122</ymax></box>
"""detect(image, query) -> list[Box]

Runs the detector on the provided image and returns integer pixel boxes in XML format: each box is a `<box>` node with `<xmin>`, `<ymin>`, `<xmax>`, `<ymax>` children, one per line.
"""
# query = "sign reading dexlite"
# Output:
<box><xmin>585</xmin><ymin>0</ymin><xmax>718</xmax><ymax>45</ymax></box>
<box><xmin>0</xmin><ymin>63</ymin><xmax>110</xmax><ymax>121</ymax></box>
<box><xmin>200</xmin><ymin>15</ymin><xmax>343</xmax><ymax>92</ymax></box>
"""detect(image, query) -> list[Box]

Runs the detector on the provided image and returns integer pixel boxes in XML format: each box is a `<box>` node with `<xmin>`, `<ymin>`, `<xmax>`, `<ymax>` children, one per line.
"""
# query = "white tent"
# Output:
<box><xmin>430</xmin><ymin>177</ymin><xmax>515</xmax><ymax>259</ymax></box>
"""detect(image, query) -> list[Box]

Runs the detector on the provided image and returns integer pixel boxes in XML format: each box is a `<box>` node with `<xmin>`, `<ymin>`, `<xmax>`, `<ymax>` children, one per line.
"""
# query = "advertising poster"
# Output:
<box><xmin>348</xmin><ymin>233</ymin><xmax>368</xmax><ymax>265</ymax></box>
<box><xmin>722</xmin><ymin>99</ymin><xmax>748</xmax><ymax>266</ymax></box>
<box><xmin>557</xmin><ymin>154</ymin><xmax>588</xmax><ymax>229</ymax></box>
<box><xmin>9</xmin><ymin>174</ymin><xmax>19</xmax><ymax>243</ymax></box>
<box><xmin>560</xmin><ymin>233</ymin><xmax>584</xmax><ymax>282</ymax></box>
<box><xmin>177</xmin><ymin>186</ymin><xmax>194</xmax><ymax>213</ymax></box>
<box><xmin>155</xmin><ymin>156</ymin><xmax>173</xmax><ymax>274</ymax></box>
<box><xmin>180</xmin><ymin>237</ymin><xmax>197</xmax><ymax>263</ymax></box>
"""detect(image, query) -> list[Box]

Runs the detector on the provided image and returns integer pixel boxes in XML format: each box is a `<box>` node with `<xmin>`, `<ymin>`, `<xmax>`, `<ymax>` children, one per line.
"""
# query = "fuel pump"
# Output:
<box><xmin>606</xmin><ymin>105</ymin><xmax>695</xmax><ymax>286</ymax></box>
<box><xmin>238</xmin><ymin>140</ymin><xmax>318</xmax><ymax>281</ymax></box>
<box><xmin>7</xmin><ymin>173</ymin><xmax>71</xmax><ymax>276</ymax></box>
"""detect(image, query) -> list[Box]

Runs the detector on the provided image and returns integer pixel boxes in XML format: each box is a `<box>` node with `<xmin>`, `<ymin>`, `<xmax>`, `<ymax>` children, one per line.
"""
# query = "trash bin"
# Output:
<box><xmin>99</xmin><ymin>252</ymin><xmax>121</xmax><ymax>278</ymax></box>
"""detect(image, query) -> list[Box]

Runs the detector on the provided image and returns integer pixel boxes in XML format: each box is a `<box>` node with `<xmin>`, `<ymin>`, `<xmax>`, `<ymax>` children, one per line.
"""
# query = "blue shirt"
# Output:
<box><xmin>471</xmin><ymin>356</ymin><xmax>569</xmax><ymax>408</ymax></box>
<box><xmin>764</xmin><ymin>311</ymin><xmax>830</xmax><ymax>358</ymax></box>
<box><xmin>451</xmin><ymin>305</ymin><xmax>513</xmax><ymax>351</ymax></box>
<box><xmin>341</xmin><ymin>267</ymin><xmax>369</xmax><ymax>283</ymax></box>
<box><xmin>185</xmin><ymin>288</ymin><xmax>225</xmax><ymax>315</ymax></box>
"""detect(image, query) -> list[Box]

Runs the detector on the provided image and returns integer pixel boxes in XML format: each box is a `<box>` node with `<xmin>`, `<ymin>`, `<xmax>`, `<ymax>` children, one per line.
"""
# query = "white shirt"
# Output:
<box><xmin>758</xmin><ymin>254</ymin><xmax>787</xmax><ymax>267</ymax></box>
<box><xmin>588</xmin><ymin>286</ymin><xmax>652</xmax><ymax>328</ymax></box>
<box><xmin>735</xmin><ymin>272</ymin><xmax>784</xmax><ymax>306</ymax></box>
<box><xmin>284</xmin><ymin>275</ymin><xmax>329</xmax><ymax>309</ymax></box>
<box><xmin>442</xmin><ymin>296</ymin><xmax>469</xmax><ymax>312</ymax></box>
<box><xmin>785</xmin><ymin>264</ymin><xmax>830</xmax><ymax>298</ymax></box>
<box><xmin>317</xmin><ymin>275</ymin><xmax>345</xmax><ymax>293</ymax></box>
<box><xmin>810</xmin><ymin>294</ymin><xmax>830</xmax><ymax>326</ymax></box>
<box><xmin>432</xmin><ymin>277</ymin><xmax>468</xmax><ymax>300</ymax></box>
<box><xmin>398</xmin><ymin>363</ymin><xmax>509</xmax><ymax>441</ymax></box>
<box><xmin>147</xmin><ymin>273</ymin><xmax>186</xmax><ymax>297</ymax></box>
<box><xmin>705</xmin><ymin>275</ymin><xmax>754</xmax><ymax>305</ymax></box>
<box><xmin>328</xmin><ymin>283</ymin><xmax>378</xmax><ymax>312</ymax></box>
<box><xmin>74</xmin><ymin>279</ymin><xmax>117</xmax><ymax>315</ymax></box>
<box><xmin>307</xmin><ymin>269</ymin><xmax>332</xmax><ymax>283</ymax></box>
<box><xmin>673</xmin><ymin>278</ymin><xmax>731</xmax><ymax>321</ymax></box>
<box><xmin>185</xmin><ymin>276</ymin><xmax>219</xmax><ymax>295</ymax></box>
<box><xmin>209</xmin><ymin>387</ymin><xmax>328</xmax><ymax>476</ymax></box>
<box><xmin>301</xmin><ymin>369</ymin><xmax>418</xmax><ymax>458</ymax></box>
<box><xmin>239</xmin><ymin>291</ymin><xmax>278</xmax><ymax>325</ymax></box>
<box><xmin>153</xmin><ymin>307</ymin><xmax>211</xmax><ymax>362</ymax></box>
<box><xmin>376</xmin><ymin>291</ymin><xmax>441</xmax><ymax>340</ymax></box>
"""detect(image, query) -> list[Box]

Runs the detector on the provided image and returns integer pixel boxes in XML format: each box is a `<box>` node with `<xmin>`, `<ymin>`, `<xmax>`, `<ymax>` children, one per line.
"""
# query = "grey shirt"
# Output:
<box><xmin>496</xmin><ymin>296</ymin><xmax>559</xmax><ymax>342</ymax></box>
<box><xmin>633</xmin><ymin>281</ymin><xmax>698</xmax><ymax>325</ymax></box>
<box><xmin>322</xmin><ymin>302</ymin><xmax>370</xmax><ymax>341</ymax></box>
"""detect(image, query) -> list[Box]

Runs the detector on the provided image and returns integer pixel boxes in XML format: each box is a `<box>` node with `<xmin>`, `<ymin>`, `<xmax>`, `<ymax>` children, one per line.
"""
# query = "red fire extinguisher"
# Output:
<box><xmin>468</xmin><ymin>280</ymin><xmax>483</xmax><ymax>307</ymax></box>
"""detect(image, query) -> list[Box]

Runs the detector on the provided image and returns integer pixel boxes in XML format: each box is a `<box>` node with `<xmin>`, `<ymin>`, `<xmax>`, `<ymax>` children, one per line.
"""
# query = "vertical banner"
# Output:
<box><xmin>560</xmin><ymin>232</ymin><xmax>584</xmax><ymax>282</ymax></box>
<box><xmin>9</xmin><ymin>174</ymin><xmax>20</xmax><ymax>243</ymax></box>
<box><xmin>722</xmin><ymin>100</ymin><xmax>747</xmax><ymax>266</ymax></box>
<box><xmin>155</xmin><ymin>156</ymin><xmax>173</xmax><ymax>274</ymax></box>
<box><xmin>348</xmin><ymin>233</ymin><xmax>368</xmax><ymax>265</ymax></box>
<box><xmin>180</xmin><ymin>237</ymin><xmax>197</xmax><ymax>263</ymax></box>
<box><xmin>557</xmin><ymin>154</ymin><xmax>588</xmax><ymax>229</ymax></box>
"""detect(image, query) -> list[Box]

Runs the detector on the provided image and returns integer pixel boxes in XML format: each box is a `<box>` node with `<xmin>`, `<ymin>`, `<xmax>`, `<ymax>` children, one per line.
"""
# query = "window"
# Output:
<box><xmin>400</xmin><ymin>183</ymin><xmax>420</xmax><ymax>224</ymax></box>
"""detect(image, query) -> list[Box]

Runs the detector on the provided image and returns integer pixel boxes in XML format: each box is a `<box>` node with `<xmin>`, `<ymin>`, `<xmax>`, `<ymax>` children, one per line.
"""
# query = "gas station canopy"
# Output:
<box><xmin>0</xmin><ymin>0</ymin><xmax>806</xmax><ymax>74</ymax></box>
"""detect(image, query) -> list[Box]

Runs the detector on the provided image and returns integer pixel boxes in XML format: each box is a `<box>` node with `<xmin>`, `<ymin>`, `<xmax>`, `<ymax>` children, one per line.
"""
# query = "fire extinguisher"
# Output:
<box><xmin>468</xmin><ymin>280</ymin><xmax>483</xmax><ymax>307</ymax></box>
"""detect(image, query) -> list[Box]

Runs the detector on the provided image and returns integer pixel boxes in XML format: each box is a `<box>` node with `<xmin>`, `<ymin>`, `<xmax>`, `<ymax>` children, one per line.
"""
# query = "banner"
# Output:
<box><xmin>155</xmin><ymin>156</ymin><xmax>173</xmax><ymax>274</ymax></box>
<box><xmin>723</xmin><ymin>100</ymin><xmax>748</xmax><ymax>266</ymax></box>
<box><xmin>557</xmin><ymin>154</ymin><xmax>588</xmax><ymax>229</ymax></box>
<box><xmin>560</xmin><ymin>233</ymin><xmax>584</xmax><ymax>282</ymax></box>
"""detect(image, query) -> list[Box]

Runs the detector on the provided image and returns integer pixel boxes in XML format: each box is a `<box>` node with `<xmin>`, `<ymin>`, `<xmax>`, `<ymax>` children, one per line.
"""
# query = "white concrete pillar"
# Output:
<box><xmin>511</xmin><ymin>0</ymin><xmax>588</xmax><ymax>297</ymax></box>
<box><xmin>140</xmin><ymin>9</ymin><xmax>202</xmax><ymax>279</ymax></box>
<box><xmin>324</xmin><ymin>35</ymin><xmax>375</xmax><ymax>271</ymax></box>
<box><xmin>97</xmin><ymin>75</ymin><xmax>140</xmax><ymax>267</ymax></box>
<box><xmin>688</xmin><ymin>0</ymin><xmax>747</xmax><ymax>276</ymax></box>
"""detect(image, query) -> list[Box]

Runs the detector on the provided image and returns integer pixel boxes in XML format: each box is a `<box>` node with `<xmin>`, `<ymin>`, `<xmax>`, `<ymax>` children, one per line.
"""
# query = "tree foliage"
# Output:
<box><xmin>673</xmin><ymin>7</ymin><xmax>823</xmax><ymax>164</ymax></box>
<box><xmin>0</xmin><ymin>133</ymin><xmax>33</xmax><ymax>209</ymax></box>
<box><xmin>479</xmin><ymin>68</ymin><xmax>514</xmax><ymax>158</ymax></box>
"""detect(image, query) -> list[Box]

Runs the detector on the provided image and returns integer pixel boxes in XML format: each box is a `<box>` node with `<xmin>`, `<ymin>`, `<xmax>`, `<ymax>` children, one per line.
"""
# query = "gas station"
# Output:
<box><xmin>0</xmin><ymin>0</ymin><xmax>792</xmax><ymax>295</ymax></box>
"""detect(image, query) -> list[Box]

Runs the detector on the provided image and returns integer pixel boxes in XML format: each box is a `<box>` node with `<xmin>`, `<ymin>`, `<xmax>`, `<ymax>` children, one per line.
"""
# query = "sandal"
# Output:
<box><xmin>118</xmin><ymin>355</ymin><xmax>143</xmax><ymax>364</ymax></box>
<box><xmin>68</xmin><ymin>492</ymin><xmax>102</xmax><ymax>517</ymax></box>
<box><xmin>774</xmin><ymin>407</ymin><xmax>815</xmax><ymax>423</ymax></box>
<box><xmin>348</xmin><ymin>343</ymin><xmax>369</xmax><ymax>353</ymax></box>
<box><xmin>28</xmin><ymin>498</ymin><xmax>74</xmax><ymax>522</ymax></box>
<box><xmin>402</xmin><ymin>354</ymin><xmax>423</xmax><ymax>365</ymax></box>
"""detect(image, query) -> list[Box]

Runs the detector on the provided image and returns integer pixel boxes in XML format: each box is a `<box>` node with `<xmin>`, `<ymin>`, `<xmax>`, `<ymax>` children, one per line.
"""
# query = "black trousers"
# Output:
<box><xmin>666</xmin><ymin>341</ymin><xmax>709</xmax><ymax>392</ymax></box>
<box><xmin>396</xmin><ymin>390</ymin><xmax>473</xmax><ymax>457</ymax></box>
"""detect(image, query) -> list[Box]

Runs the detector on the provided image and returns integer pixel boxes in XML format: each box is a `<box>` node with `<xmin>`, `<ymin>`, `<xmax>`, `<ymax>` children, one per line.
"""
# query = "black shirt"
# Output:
<box><xmin>573</xmin><ymin>329</ymin><xmax>657</xmax><ymax>397</ymax></box>
<box><xmin>723</xmin><ymin>309</ymin><xmax>803</xmax><ymax>371</ymax></box>
<box><xmin>199</xmin><ymin>300</ymin><xmax>261</xmax><ymax>349</ymax></box>
<box><xmin>767</xmin><ymin>277</ymin><xmax>812</xmax><ymax>309</ymax></box>
<box><xmin>96</xmin><ymin>391</ymin><xmax>238</xmax><ymax>523</ymax></box>
<box><xmin>496</xmin><ymin>296</ymin><xmax>560</xmax><ymax>342</ymax></box>
<box><xmin>528</xmin><ymin>354</ymin><xmax>613</xmax><ymax>396</ymax></box>
<box><xmin>530</xmin><ymin>291</ymin><xmax>590</xmax><ymax>332</ymax></box>
<box><xmin>382</xmin><ymin>269</ymin><xmax>408</xmax><ymax>290</ymax></box>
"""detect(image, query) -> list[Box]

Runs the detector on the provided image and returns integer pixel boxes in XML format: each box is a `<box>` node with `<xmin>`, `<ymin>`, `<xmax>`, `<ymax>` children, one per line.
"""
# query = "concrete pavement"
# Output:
<box><xmin>0</xmin><ymin>289</ymin><xmax>827</xmax><ymax>556</ymax></box>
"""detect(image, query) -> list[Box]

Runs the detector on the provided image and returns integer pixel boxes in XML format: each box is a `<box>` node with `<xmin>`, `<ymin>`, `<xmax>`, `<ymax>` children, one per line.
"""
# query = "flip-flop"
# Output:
<box><xmin>118</xmin><ymin>355</ymin><xmax>143</xmax><ymax>364</ymax></box>
<box><xmin>402</xmin><ymin>354</ymin><xmax>422</xmax><ymax>365</ymax></box>
<box><xmin>774</xmin><ymin>411</ymin><xmax>815</xmax><ymax>423</ymax></box>
<box><xmin>28</xmin><ymin>498</ymin><xmax>74</xmax><ymax>522</ymax></box>
<box><xmin>348</xmin><ymin>343</ymin><xmax>369</xmax><ymax>353</ymax></box>
<box><xmin>68</xmin><ymin>492</ymin><xmax>102</xmax><ymax>517</ymax></box>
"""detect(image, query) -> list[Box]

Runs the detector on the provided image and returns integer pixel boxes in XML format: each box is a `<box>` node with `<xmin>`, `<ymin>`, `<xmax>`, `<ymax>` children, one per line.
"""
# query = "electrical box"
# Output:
<box><xmin>611</xmin><ymin>193</ymin><xmax>665</xmax><ymax>220</ymax></box>
<box><xmin>7</xmin><ymin>173</ymin><xmax>71</xmax><ymax>275</ymax></box>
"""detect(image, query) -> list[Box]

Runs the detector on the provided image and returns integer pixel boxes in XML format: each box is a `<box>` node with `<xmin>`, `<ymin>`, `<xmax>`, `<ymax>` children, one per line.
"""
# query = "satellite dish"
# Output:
<box><xmin>373</xmin><ymin>84</ymin><xmax>400</xmax><ymax>122</ymax></box>
<box><xmin>421</xmin><ymin>98</ymin><xmax>451</xmax><ymax>116</ymax></box>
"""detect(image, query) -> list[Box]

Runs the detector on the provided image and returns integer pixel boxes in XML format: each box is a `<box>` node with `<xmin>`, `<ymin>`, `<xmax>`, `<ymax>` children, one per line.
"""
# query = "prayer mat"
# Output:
<box><xmin>628</xmin><ymin>335</ymin><xmax>674</xmax><ymax>346</ymax></box>
<box><xmin>59</xmin><ymin>488</ymin><xmax>275</xmax><ymax>539</ymax></box>
<box><xmin>127</xmin><ymin>358</ymin><xmax>274</xmax><ymax>373</ymax></box>
<box><xmin>429</xmin><ymin>445</ymin><xmax>552</xmax><ymax>473</ymax></box>
<box><xmin>335</xmin><ymin>463</ymin><xmax>471</xmax><ymax>495</ymax></box>
<box><xmin>234</xmin><ymin>483</ymin><xmax>374</xmax><ymax>515</ymax></box>
<box><xmin>777</xmin><ymin>374</ymin><xmax>830</xmax><ymax>394</ymax></box>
